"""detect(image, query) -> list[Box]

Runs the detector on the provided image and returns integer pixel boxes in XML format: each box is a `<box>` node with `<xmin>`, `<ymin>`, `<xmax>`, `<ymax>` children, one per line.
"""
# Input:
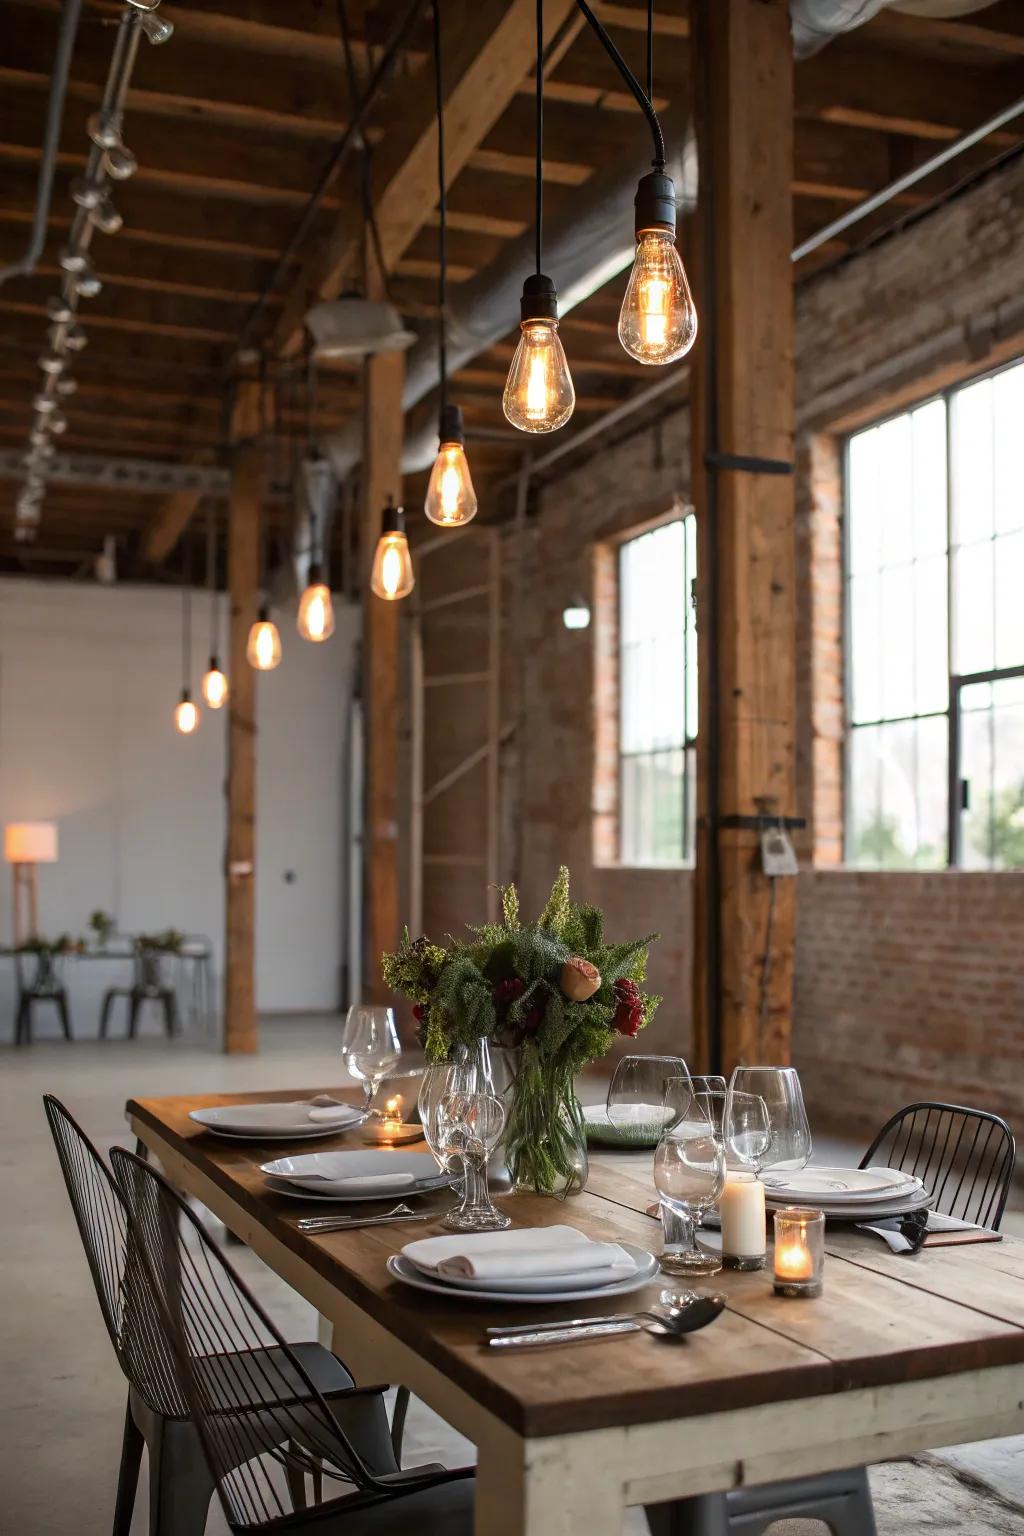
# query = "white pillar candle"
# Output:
<box><xmin>719</xmin><ymin>1172</ymin><xmax>766</xmax><ymax>1269</ymax></box>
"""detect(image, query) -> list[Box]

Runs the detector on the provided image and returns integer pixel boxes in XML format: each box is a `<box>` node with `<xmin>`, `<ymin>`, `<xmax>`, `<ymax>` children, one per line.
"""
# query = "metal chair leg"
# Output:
<box><xmin>112</xmin><ymin>1395</ymin><xmax>144</xmax><ymax>1536</ymax></box>
<box><xmin>128</xmin><ymin>991</ymin><xmax>141</xmax><ymax>1040</ymax></box>
<box><xmin>391</xmin><ymin>1384</ymin><xmax>411</xmax><ymax>1465</ymax></box>
<box><xmin>146</xmin><ymin>1415</ymin><xmax>215</xmax><ymax>1536</ymax></box>
<box><xmin>99</xmin><ymin>990</ymin><xmax>116</xmax><ymax>1039</ymax></box>
<box><xmin>58</xmin><ymin>989</ymin><xmax>72</xmax><ymax>1040</ymax></box>
<box><xmin>162</xmin><ymin>989</ymin><xmax>179</xmax><ymax>1038</ymax></box>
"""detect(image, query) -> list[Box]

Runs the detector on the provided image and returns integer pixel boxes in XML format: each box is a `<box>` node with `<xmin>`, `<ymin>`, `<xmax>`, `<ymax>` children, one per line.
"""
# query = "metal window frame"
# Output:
<box><xmin>617</xmin><ymin>514</ymin><xmax>697</xmax><ymax>867</ymax></box>
<box><xmin>844</xmin><ymin>352</ymin><xmax>1024</xmax><ymax>871</ymax></box>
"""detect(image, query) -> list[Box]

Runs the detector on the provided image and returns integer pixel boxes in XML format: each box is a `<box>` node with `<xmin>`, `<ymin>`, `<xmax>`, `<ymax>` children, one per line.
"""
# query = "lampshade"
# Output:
<box><xmin>5</xmin><ymin>822</ymin><xmax>58</xmax><ymax>863</ymax></box>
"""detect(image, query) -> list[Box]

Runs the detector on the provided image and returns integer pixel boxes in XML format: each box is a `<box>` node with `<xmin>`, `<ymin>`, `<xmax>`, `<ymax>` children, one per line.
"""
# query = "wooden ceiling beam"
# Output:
<box><xmin>142</xmin><ymin>490</ymin><xmax>204</xmax><ymax>565</ymax></box>
<box><xmin>273</xmin><ymin>0</ymin><xmax>577</xmax><ymax>358</ymax></box>
<box><xmin>862</xmin><ymin>4</ymin><xmax>1024</xmax><ymax>58</ymax></box>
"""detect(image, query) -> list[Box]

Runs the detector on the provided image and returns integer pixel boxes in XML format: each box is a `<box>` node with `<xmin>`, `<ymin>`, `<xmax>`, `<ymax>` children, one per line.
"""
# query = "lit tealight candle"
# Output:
<box><xmin>773</xmin><ymin>1208</ymin><xmax>825</xmax><ymax>1297</ymax></box>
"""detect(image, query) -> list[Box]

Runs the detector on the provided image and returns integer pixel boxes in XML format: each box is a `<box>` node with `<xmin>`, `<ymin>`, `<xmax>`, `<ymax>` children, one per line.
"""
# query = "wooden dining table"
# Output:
<box><xmin>126</xmin><ymin>1088</ymin><xmax>1024</xmax><ymax>1536</ymax></box>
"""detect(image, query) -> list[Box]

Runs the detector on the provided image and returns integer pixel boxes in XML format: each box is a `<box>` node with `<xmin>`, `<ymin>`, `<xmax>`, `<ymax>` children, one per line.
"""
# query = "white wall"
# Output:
<box><xmin>0</xmin><ymin>577</ymin><xmax>359</xmax><ymax>1038</ymax></box>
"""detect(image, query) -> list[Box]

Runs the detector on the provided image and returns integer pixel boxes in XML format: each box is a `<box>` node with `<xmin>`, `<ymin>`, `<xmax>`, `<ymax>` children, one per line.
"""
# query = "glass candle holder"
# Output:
<box><xmin>773</xmin><ymin>1207</ymin><xmax>825</xmax><ymax>1297</ymax></box>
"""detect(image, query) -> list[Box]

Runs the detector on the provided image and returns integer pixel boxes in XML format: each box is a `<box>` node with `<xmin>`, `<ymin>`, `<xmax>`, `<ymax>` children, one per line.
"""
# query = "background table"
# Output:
<box><xmin>127</xmin><ymin>1089</ymin><xmax>1024</xmax><ymax>1536</ymax></box>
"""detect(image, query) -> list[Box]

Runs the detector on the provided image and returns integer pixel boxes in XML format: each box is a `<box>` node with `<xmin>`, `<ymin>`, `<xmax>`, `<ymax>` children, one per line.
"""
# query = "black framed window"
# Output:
<box><xmin>845</xmin><ymin>357</ymin><xmax>1024</xmax><ymax>869</ymax></box>
<box><xmin>619</xmin><ymin>515</ymin><xmax>697</xmax><ymax>865</ymax></box>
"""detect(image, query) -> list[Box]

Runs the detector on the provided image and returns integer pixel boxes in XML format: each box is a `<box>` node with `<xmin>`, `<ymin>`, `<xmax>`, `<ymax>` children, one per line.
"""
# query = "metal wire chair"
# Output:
<box><xmin>860</xmin><ymin>1100</ymin><xmax>1016</xmax><ymax>1230</ymax></box>
<box><xmin>110</xmin><ymin>1148</ymin><xmax>475</xmax><ymax>1535</ymax></box>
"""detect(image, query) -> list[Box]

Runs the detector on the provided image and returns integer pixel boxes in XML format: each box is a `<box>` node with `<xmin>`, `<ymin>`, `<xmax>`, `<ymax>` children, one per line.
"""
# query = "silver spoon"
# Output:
<box><xmin>487</xmin><ymin>1292</ymin><xmax>726</xmax><ymax>1349</ymax></box>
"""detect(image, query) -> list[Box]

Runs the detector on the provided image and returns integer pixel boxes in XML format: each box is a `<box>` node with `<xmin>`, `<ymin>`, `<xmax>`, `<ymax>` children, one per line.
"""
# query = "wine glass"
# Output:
<box><xmin>728</xmin><ymin>1067</ymin><xmax>811</xmax><ymax>1184</ymax></box>
<box><xmin>653</xmin><ymin>1109</ymin><xmax>726</xmax><ymax>1276</ymax></box>
<box><xmin>607</xmin><ymin>1055</ymin><xmax>693</xmax><ymax>1141</ymax></box>
<box><xmin>692</xmin><ymin>1074</ymin><xmax>727</xmax><ymax>1097</ymax></box>
<box><xmin>341</xmin><ymin>1006</ymin><xmax>401</xmax><ymax>1111</ymax></box>
<box><xmin>436</xmin><ymin>1091</ymin><xmax>510</xmax><ymax>1232</ymax></box>
<box><xmin>721</xmin><ymin>1089</ymin><xmax>772</xmax><ymax>1175</ymax></box>
<box><xmin>418</xmin><ymin>1057</ymin><xmax>474</xmax><ymax>1180</ymax></box>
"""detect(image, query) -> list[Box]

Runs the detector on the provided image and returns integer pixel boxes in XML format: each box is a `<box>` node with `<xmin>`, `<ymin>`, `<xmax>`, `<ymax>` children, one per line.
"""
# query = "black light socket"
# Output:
<box><xmin>634</xmin><ymin>170</ymin><xmax>677</xmax><ymax>238</ymax></box>
<box><xmin>180</xmin><ymin>687</ymin><xmax>192</xmax><ymax>705</ymax></box>
<box><xmin>438</xmin><ymin>401</ymin><xmax>466</xmax><ymax>447</ymax></box>
<box><xmin>520</xmin><ymin>272</ymin><xmax>559</xmax><ymax>324</ymax></box>
<box><xmin>208</xmin><ymin>654</ymin><xmax>220</xmax><ymax>672</ymax></box>
<box><xmin>257</xmin><ymin>602</ymin><xmax>270</xmax><ymax>623</ymax></box>
<box><xmin>306</xmin><ymin>560</ymin><xmax>325</xmax><ymax>586</ymax></box>
<box><xmin>381</xmin><ymin>497</ymin><xmax>406</xmax><ymax>537</ymax></box>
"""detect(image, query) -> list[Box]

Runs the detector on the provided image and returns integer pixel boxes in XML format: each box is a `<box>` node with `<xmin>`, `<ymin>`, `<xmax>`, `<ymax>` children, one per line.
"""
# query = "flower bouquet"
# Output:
<box><xmin>381</xmin><ymin>866</ymin><xmax>660</xmax><ymax>1196</ymax></box>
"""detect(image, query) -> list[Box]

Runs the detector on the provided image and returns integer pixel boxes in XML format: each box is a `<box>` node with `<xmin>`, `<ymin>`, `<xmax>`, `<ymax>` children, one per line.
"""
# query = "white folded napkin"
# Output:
<box><xmin>404</xmin><ymin>1224</ymin><xmax>635</xmax><ymax>1282</ymax></box>
<box><xmin>295</xmin><ymin>1171</ymin><xmax>417</xmax><ymax>1191</ymax></box>
<box><xmin>306</xmin><ymin>1099</ymin><xmax>362</xmax><ymax>1124</ymax></box>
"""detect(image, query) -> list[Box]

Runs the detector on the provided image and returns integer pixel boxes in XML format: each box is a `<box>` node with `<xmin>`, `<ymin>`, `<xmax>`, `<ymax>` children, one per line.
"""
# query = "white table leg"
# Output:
<box><xmin>475</xmin><ymin>1427</ymin><xmax>626</xmax><ymax>1536</ymax></box>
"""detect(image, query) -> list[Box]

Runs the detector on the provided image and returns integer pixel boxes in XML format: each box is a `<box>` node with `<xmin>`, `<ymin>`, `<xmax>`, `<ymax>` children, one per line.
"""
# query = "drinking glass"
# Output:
<box><xmin>436</xmin><ymin>1091</ymin><xmax>510</xmax><ymax>1232</ymax></box>
<box><xmin>653</xmin><ymin>1112</ymin><xmax>726</xmax><ymax>1275</ymax></box>
<box><xmin>721</xmin><ymin>1090</ymin><xmax>772</xmax><ymax>1175</ymax></box>
<box><xmin>341</xmin><ymin>1006</ymin><xmax>401</xmax><ymax>1110</ymax></box>
<box><xmin>607</xmin><ymin>1055</ymin><xmax>693</xmax><ymax>1140</ymax></box>
<box><xmin>418</xmin><ymin>1057</ymin><xmax>474</xmax><ymax>1182</ymax></box>
<box><xmin>692</xmin><ymin>1074</ymin><xmax>727</xmax><ymax>1098</ymax></box>
<box><xmin>727</xmin><ymin>1066</ymin><xmax>811</xmax><ymax>1183</ymax></box>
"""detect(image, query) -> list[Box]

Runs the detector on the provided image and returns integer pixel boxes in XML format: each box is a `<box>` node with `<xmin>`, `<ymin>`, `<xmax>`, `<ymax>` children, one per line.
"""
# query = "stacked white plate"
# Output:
<box><xmin>761</xmin><ymin>1165</ymin><xmax>930</xmax><ymax>1222</ymax></box>
<box><xmin>261</xmin><ymin>1149</ymin><xmax>451</xmax><ymax>1203</ymax></box>
<box><xmin>189</xmin><ymin>1099</ymin><xmax>369</xmax><ymax>1142</ymax></box>
<box><xmin>387</xmin><ymin>1224</ymin><xmax>660</xmax><ymax>1304</ymax></box>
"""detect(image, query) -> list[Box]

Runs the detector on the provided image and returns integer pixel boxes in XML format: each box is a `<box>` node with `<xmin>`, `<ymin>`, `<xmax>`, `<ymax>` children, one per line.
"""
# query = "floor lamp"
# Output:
<box><xmin>5</xmin><ymin>823</ymin><xmax>58</xmax><ymax>946</ymax></box>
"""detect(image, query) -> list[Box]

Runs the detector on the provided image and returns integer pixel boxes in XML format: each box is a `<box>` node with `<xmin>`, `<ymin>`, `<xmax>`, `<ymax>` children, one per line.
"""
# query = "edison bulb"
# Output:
<box><xmin>370</xmin><ymin>530</ymin><xmax>414</xmax><ymax>601</ymax></box>
<box><xmin>502</xmin><ymin>319</ymin><xmax>574</xmax><ymax>433</ymax></box>
<box><xmin>246</xmin><ymin>612</ymin><xmax>282</xmax><ymax>670</ymax></box>
<box><xmin>297</xmin><ymin>576</ymin><xmax>335</xmax><ymax>642</ymax></box>
<box><xmin>618</xmin><ymin>229</ymin><xmax>697</xmax><ymax>365</ymax></box>
<box><xmin>174</xmin><ymin>692</ymin><xmax>199</xmax><ymax>735</ymax></box>
<box><xmin>425</xmin><ymin>440</ymin><xmax>478</xmax><ymax>526</ymax></box>
<box><xmin>201</xmin><ymin>661</ymin><xmax>228</xmax><ymax>708</ymax></box>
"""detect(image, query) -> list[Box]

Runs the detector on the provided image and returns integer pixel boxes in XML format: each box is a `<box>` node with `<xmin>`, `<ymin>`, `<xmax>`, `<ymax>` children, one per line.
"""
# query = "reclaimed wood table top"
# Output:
<box><xmin>127</xmin><ymin>1087</ymin><xmax>1024</xmax><ymax>1442</ymax></box>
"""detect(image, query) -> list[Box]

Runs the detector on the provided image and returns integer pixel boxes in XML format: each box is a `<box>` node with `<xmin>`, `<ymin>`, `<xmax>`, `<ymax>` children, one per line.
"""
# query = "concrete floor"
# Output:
<box><xmin>2</xmin><ymin>1016</ymin><xmax>1022</xmax><ymax>1535</ymax></box>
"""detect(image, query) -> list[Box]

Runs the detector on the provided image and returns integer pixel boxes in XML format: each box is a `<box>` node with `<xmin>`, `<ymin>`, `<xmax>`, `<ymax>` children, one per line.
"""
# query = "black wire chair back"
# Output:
<box><xmin>42</xmin><ymin>1095</ymin><xmax>188</xmax><ymax>1418</ymax></box>
<box><xmin>860</xmin><ymin>1101</ymin><xmax>1016</xmax><ymax>1230</ymax></box>
<box><xmin>110</xmin><ymin>1147</ymin><xmax>409</xmax><ymax>1531</ymax></box>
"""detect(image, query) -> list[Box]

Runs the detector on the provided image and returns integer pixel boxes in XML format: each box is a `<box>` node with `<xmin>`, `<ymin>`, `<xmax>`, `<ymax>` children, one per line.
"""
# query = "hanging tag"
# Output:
<box><xmin>761</xmin><ymin>826</ymin><xmax>798</xmax><ymax>877</ymax></box>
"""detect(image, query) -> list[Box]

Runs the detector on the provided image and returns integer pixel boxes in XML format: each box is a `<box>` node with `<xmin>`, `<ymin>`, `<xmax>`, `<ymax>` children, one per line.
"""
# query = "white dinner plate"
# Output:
<box><xmin>766</xmin><ymin>1189</ymin><xmax>932</xmax><ymax>1222</ymax></box>
<box><xmin>386</xmin><ymin>1243</ymin><xmax>659</xmax><ymax>1304</ymax></box>
<box><xmin>762</xmin><ymin>1166</ymin><xmax>923</xmax><ymax>1203</ymax></box>
<box><xmin>261</xmin><ymin>1149</ymin><xmax>441</xmax><ymax>1196</ymax></box>
<box><xmin>190</xmin><ymin>1102</ymin><xmax>367</xmax><ymax>1141</ymax></box>
<box><xmin>264</xmin><ymin>1172</ymin><xmax>453</xmax><ymax>1203</ymax></box>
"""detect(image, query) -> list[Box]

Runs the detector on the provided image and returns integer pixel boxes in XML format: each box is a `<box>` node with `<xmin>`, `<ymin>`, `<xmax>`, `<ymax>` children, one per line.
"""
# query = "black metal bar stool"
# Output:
<box><xmin>100</xmin><ymin>945</ymin><xmax>179</xmax><ymax>1040</ymax></box>
<box><xmin>13</xmin><ymin>946</ymin><xmax>72</xmax><ymax>1044</ymax></box>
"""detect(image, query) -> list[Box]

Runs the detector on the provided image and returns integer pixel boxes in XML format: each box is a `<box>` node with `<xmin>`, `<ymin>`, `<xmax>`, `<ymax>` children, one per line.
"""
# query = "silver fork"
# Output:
<box><xmin>297</xmin><ymin>1201</ymin><xmax>429</xmax><ymax>1233</ymax></box>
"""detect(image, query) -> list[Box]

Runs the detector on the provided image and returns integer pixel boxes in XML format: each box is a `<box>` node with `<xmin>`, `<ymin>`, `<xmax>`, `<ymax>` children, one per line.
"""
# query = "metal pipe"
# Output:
<box><xmin>792</xmin><ymin>96</ymin><xmax>1024</xmax><ymax>261</ymax></box>
<box><xmin>0</xmin><ymin>0</ymin><xmax>84</xmax><ymax>289</ymax></box>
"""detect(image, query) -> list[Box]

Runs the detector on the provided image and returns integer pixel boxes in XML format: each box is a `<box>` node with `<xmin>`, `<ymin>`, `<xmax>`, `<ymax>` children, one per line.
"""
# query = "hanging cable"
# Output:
<box><xmin>432</xmin><ymin>0</ymin><xmax>448</xmax><ymax>414</ymax></box>
<box><xmin>573</xmin><ymin>0</ymin><xmax>664</xmax><ymax>168</ymax></box>
<box><xmin>646</xmin><ymin>0</ymin><xmax>654</xmax><ymax>104</ymax></box>
<box><xmin>535</xmin><ymin>0</ymin><xmax>544</xmax><ymax>277</ymax></box>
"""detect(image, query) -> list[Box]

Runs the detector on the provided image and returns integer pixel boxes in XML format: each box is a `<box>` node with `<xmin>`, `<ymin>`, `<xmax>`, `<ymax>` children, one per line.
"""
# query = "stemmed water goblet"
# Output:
<box><xmin>727</xmin><ymin>1066</ymin><xmax>811</xmax><ymax>1185</ymax></box>
<box><xmin>607</xmin><ymin>1055</ymin><xmax>694</xmax><ymax>1142</ymax></box>
<box><xmin>340</xmin><ymin>1006</ymin><xmax>402</xmax><ymax>1113</ymax></box>
<box><xmin>436</xmin><ymin>1091</ymin><xmax>510</xmax><ymax>1232</ymax></box>
<box><xmin>653</xmin><ymin>1106</ymin><xmax>727</xmax><ymax>1276</ymax></box>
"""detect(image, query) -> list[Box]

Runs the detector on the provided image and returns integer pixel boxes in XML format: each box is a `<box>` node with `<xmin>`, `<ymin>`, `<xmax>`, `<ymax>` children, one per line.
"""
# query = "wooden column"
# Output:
<box><xmin>689</xmin><ymin>0</ymin><xmax>797</xmax><ymax>1073</ymax></box>
<box><xmin>223</xmin><ymin>388</ymin><xmax>262</xmax><ymax>1053</ymax></box>
<box><xmin>361</xmin><ymin>345</ymin><xmax>405</xmax><ymax>1003</ymax></box>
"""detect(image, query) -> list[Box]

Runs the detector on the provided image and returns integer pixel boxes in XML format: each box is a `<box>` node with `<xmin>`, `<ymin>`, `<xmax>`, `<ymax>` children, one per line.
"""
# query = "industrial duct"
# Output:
<box><xmin>791</xmin><ymin>0</ymin><xmax>999</xmax><ymax>56</ymax></box>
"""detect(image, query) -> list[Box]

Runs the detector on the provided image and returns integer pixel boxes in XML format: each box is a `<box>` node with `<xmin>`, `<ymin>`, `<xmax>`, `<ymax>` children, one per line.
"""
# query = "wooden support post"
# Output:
<box><xmin>689</xmin><ymin>0</ymin><xmax>797</xmax><ymax>1073</ymax></box>
<box><xmin>361</xmin><ymin>344</ymin><xmax>405</xmax><ymax>1004</ymax></box>
<box><xmin>223</xmin><ymin>386</ymin><xmax>263</xmax><ymax>1054</ymax></box>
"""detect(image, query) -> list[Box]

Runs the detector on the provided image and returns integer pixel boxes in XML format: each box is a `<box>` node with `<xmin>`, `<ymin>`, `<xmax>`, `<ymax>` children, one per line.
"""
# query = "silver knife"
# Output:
<box><xmin>489</xmin><ymin>1321</ymin><xmax>640</xmax><ymax>1348</ymax></box>
<box><xmin>486</xmin><ymin>1313</ymin><xmax>639</xmax><ymax>1336</ymax></box>
<box><xmin>297</xmin><ymin>1212</ymin><xmax>434</xmax><ymax>1233</ymax></box>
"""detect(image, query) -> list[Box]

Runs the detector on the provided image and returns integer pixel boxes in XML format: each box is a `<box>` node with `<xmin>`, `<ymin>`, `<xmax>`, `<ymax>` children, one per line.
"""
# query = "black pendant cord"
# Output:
<box><xmin>431</xmin><ymin>0</ymin><xmax>448</xmax><ymax>416</ymax></box>
<box><xmin>336</xmin><ymin>0</ymin><xmax>393</xmax><ymax>304</ymax></box>
<box><xmin>305</xmin><ymin>348</ymin><xmax>323</xmax><ymax>570</ymax></box>
<box><xmin>182</xmin><ymin>554</ymin><xmax>192</xmax><ymax>692</ymax></box>
<box><xmin>573</xmin><ymin>0</ymin><xmax>665</xmax><ymax>169</ymax></box>
<box><xmin>205</xmin><ymin>498</ymin><xmax>218</xmax><ymax>658</ymax></box>
<box><xmin>535</xmin><ymin>0</ymin><xmax>543</xmax><ymax>276</ymax></box>
<box><xmin>646</xmin><ymin>0</ymin><xmax>653</xmax><ymax>103</ymax></box>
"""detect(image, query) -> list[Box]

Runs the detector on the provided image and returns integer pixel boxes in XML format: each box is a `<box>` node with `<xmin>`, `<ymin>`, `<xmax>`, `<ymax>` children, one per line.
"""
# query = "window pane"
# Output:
<box><xmin>913</xmin><ymin>399</ymin><xmax>948</xmax><ymax>557</ymax></box>
<box><xmin>619</xmin><ymin>518</ymin><xmax>696</xmax><ymax>864</ymax></box>
<box><xmin>881</xmin><ymin>565</ymin><xmax>915</xmax><ymax>719</ymax></box>
<box><xmin>960</xmin><ymin>675</ymin><xmax>1024</xmax><ymax>870</ymax></box>
<box><xmin>995</xmin><ymin>529</ymin><xmax>1024</xmax><ymax>671</ymax></box>
<box><xmin>955</xmin><ymin>539</ymin><xmax>995</xmax><ymax>675</ymax></box>
<box><xmin>915</xmin><ymin>555</ymin><xmax>948</xmax><ymax>715</ymax></box>
<box><xmin>952</xmin><ymin>375</ymin><xmax>994</xmax><ymax>546</ymax></box>
<box><xmin>993</xmin><ymin>363</ymin><xmax>1024</xmax><ymax>536</ymax></box>
<box><xmin>848</xmin><ymin>429</ymin><xmax>881</xmax><ymax>576</ymax></box>
<box><xmin>849</xmin><ymin>719</ymin><xmax>946</xmax><ymax>869</ymax></box>
<box><xmin>849</xmin><ymin>571</ymin><xmax>882</xmax><ymax>724</ymax></box>
<box><xmin>878</xmin><ymin>414</ymin><xmax>914</xmax><ymax>568</ymax></box>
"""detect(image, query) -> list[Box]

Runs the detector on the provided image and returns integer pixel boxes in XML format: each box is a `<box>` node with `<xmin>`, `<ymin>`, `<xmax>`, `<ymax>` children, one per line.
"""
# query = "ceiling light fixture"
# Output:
<box><xmin>424</xmin><ymin>0</ymin><xmax>478</xmax><ymax>527</ymax></box>
<box><xmin>174</xmin><ymin>568</ymin><xmax>200</xmax><ymax>736</ymax></box>
<box><xmin>503</xmin><ymin>0</ymin><xmax>575</xmax><ymax>435</ymax></box>
<box><xmin>200</xmin><ymin>501</ymin><xmax>229</xmax><ymax>708</ymax></box>
<box><xmin>563</xmin><ymin>595</ymin><xmax>591</xmax><ymax>630</ymax></box>
<box><xmin>573</xmin><ymin>0</ymin><xmax>696</xmax><ymax>365</ymax></box>
<box><xmin>370</xmin><ymin>496</ymin><xmax>415</xmax><ymax>602</ymax></box>
<box><xmin>297</xmin><ymin>370</ymin><xmax>337</xmax><ymax>642</ymax></box>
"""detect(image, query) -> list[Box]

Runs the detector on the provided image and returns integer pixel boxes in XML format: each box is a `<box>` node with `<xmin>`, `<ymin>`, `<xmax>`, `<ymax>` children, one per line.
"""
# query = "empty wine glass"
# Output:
<box><xmin>418</xmin><ymin>1057</ymin><xmax>474</xmax><ymax>1180</ymax></box>
<box><xmin>608</xmin><ymin>1055</ymin><xmax>693</xmax><ymax>1142</ymax></box>
<box><xmin>654</xmin><ymin>1109</ymin><xmax>726</xmax><ymax>1276</ymax></box>
<box><xmin>722</xmin><ymin>1089</ymin><xmax>772</xmax><ymax>1175</ymax></box>
<box><xmin>341</xmin><ymin>1006</ymin><xmax>401</xmax><ymax>1111</ymax></box>
<box><xmin>692</xmin><ymin>1074</ymin><xmax>727</xmax><ymax>1097</ymax></box>
<box><xmin>728</xmin><ymin>1066</ymin><xmax>812</xmax><ymax>1185</ymax></box>
<box><xmin>437</xmin><ymin>1091</ymin><xmax>510</xmax><ymax>1232</ymax></box>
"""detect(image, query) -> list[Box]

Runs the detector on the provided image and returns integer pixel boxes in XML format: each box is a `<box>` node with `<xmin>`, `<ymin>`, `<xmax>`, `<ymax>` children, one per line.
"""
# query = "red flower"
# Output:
<box><xmin>493</xmin><ymin>977</ymin><xmax>526</xmax><ymax>1007</ymax></box>
<box><xmin>412</xmin><ymin>1004</ymin><xmax>424</xmax><ymax>1022</ymax></box>
<box><xmin>611</xmin><ymin>977</ymin><xmax>644</xmax><ymax>1036</ymax></box>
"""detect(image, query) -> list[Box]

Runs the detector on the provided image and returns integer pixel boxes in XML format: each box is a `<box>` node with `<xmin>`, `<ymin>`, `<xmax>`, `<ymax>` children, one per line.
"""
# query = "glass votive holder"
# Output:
<box><xmin>773</xmin><ymin>1207</ymin><xmax>825</xmax><ymax>1297</ymax></box>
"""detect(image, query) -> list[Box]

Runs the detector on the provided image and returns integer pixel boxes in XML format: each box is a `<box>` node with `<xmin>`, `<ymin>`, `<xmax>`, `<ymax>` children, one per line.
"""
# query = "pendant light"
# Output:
<box><xmin>200</xmin><ymin>501</ymin><xmax>229</xmax><ymax>708</ymax></box>
<box><xmin>247</xmin><ymin>506</ymin><xmax>282</xmax><ymax>670</ymax></box>
<box><xmin>370</xmin><ymin>496</ymin><xmax>415</xmax><ymax>601</ymax></box>
<box><xmin>297</xmin><ymin>364</ymin><xmax>336</xmax><ymax>641</ymax></box>
<box><xmin>424</xmin><ymin>0</ymin><xmax>478</xmax><ymax>526</ymax></box>
<box><xmin>502</xmin><ymin>0</ymin><xmax>575</xmax><ymax>434</ymax></box>
<box><xmin>576</xmin><ymin>0</ymin><xmax>696</xmax><ymax>365</ymax></box>
<box><xmin>174</xmin><ymin>563</ymin><xmax>199</xmax><ymax>735</ymax></box>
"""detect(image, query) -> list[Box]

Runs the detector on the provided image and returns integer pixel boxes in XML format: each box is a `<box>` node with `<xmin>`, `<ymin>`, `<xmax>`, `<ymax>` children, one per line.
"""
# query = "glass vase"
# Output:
<box><xmin>506</xmin><ymin>1054</ymin><xmax>589</xmax><ymax>1197</ymax></box>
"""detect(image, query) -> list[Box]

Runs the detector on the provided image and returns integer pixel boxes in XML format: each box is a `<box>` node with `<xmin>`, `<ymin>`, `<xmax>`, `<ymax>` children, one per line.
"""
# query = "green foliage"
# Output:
<box><xmin>380</xmin><ymin>863</ymin><xmax>661</xmax><ymax>1195</ymax></box>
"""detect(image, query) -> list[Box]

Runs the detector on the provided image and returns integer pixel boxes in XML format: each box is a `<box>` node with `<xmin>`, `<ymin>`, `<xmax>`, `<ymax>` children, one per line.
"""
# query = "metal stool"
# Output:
<box><xmin>100</xmin><ymin>946</ymin><xmax>179</xmax><ymax>1039</ymax></box>
<box><xmin>13</xmin><ymin>946</ymin><xmax>72</xmax><ymax>1044</ymax></box>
